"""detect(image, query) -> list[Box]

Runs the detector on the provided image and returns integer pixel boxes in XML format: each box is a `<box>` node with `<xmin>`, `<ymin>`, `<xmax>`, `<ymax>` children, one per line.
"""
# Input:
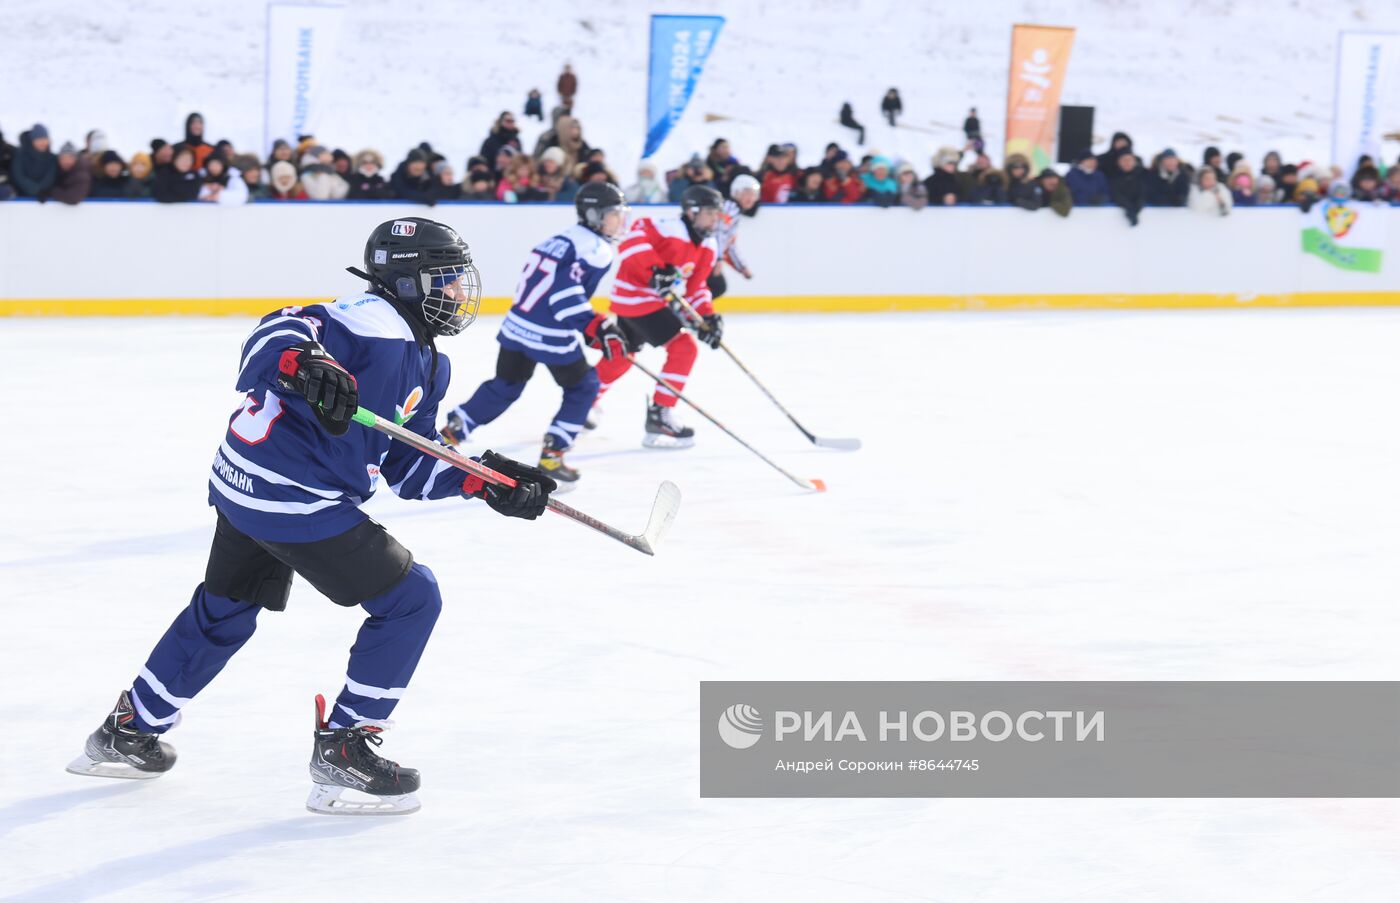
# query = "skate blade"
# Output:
<box><xmin>641</xmin><ymin>434</ymin><xmax>695</xmax><ymax>449</ymax></box>
<box><xmin>306</xmin><ymin>782</ymin><xmax>420</xmax><ymax>816</ymax></box>
<box><xmin>66</xmin><ymin>754</ymin><xmax>165</xmax><ymax>780</ymax></box>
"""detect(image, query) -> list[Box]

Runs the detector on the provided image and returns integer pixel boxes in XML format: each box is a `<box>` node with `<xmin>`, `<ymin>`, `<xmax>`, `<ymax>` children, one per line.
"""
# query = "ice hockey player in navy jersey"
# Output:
<box><xmin>68</xmin><ymin>217</ymin><xmax>557</xmax><ymax>816</ymax></box>
<box><xmin>439</xmin><ymin>182</ymin><xmax>633</xmax><ymax>484</ymax></box>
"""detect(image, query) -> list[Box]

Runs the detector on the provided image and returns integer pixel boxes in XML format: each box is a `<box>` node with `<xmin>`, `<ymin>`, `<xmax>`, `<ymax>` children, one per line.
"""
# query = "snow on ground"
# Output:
<box><xmin>2</xmin><ymin>0</ymin><xmax>1398</xmax><ymax>184</ymax></box>
<box><xmin>3</xmin><ymin>311</ymin><xmax>1399</xmax><ymax>901</ymax></box>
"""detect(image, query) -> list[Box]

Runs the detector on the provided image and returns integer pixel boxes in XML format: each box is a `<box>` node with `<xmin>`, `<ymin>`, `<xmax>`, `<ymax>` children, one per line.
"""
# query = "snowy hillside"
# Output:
<box><xmin>3</xmin><ymin>0</ymin><xmax>1398</xmax><ymax>178</ymax></box>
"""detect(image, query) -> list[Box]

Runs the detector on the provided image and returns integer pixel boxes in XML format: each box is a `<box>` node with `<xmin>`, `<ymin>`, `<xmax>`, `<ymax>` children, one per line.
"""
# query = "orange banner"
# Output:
<box><xmin>1005</xmin><ymin>24</ymin><xmax>1076</xmax><ymax>174</ymax></box>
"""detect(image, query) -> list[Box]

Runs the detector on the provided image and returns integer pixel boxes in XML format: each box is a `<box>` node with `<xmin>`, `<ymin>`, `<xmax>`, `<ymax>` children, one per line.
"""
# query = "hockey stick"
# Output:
<box><xmin>350</xmin><ymin>406</ymin><xmax>680</xmax><ymax>556</ymax></box>
<box><xmin>666</xmin><ymin>293</ymin><xmax>862</xmax><ymax>450</ymax></box>
<box><xmin>627</xmin><ymin>359</ymin><xmax>826</xmax><ymax>493</ymax></box>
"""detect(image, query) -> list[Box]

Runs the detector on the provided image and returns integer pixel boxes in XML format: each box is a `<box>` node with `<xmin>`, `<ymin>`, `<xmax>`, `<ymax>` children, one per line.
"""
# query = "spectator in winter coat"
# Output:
<box><xmin>1019</xmin><ymin>168</ymin><xmax>1072</xmax><ymax>217</ymax></box>
<box><xmin>575</xmin><ymin>147</ymin><xmax>619</xmax><ymax>186</ymax></box>
<box><xmin>11</xmin><ymin>124</ymin><xmax>57</xmax><ymax>198</ymax></box>
<box><xmin>789</xmin><ymin>168</ymin><xmax>826</xmax><ymax>203</ymax></box>
<box><xmin>89</xmin><ymin>150</ymin><xmax>135</xmax><ymax>198</ymax></box>
<box><xmin>153</xmin><ymin>145</ymin><xmax>201</xmax><ymax>203</ymax></box>
<box><xmin>1097</xmin><ymin>132</ymin><xmax>1134</xmax><ymax>181</ymax></box>
<box><xmin>707</xmin><ymin>138</ymin><xmax>738</xmax><ymax>176</ymax></box>
<box><xmin>839</xmin><ymin>102</ymin><xmax>865</xmax><ymax>146</ymax></box>
<box><xmin>963</xmin><ymin>108</ymin><xmax>981</xmax><ymax>144</ymax></box>
<box><xmin>151</xmin><ymin>139</ymin><xmax>173</xmax><ymax>169</ymax></box>
<box><xmin>390</xmin><ymin>149</ymin><xmax>433</xmax><ymax>203</ymax></box>
<box><xmin>302</xmin><ymin>163</ymin><xmax>349</xmax><ymax>201</ymax></box>
<box><xmin>479</xmin><ymin>112</ymin><xmax>522</xmax><ymax>167</ymax></box>
<box><xmin>1187</xmin><ymin>166</ymin><xmax>1232</xmax><ymax>215</ymax></box>
<box><xmin>881</xmin><ymin>88</ymin><xmax>903</xmax><ymax>127</ymax></box>
<box><xmin>83</xmin><ymin>129</ymin><xmax>109</xmax><ymax>172</ymax></box>
<box><xmin>466</xmin><ymin>172</ymin><xmax>496</xmax><ymax>201</ymax></box>
<box><xmin>1275</xmin><ymin>164</ymin><xmax>1299</xmax><ymax>203</ymax></box>
<box><xmin>50</xmin><ymin>142</ymin><xmax>91</xmax><ymax>204</ymax></box>
<box><xmin>127</xmin><ymin>152</ymin><xmax>154</xmax><ymax>198</ymax></box>
<box><xmin>1351</xmin><ymin>166</ymin><xmax>1384</xmax><ymax>202</ymax></box>
<box><xmin>345</xmin><ymin>149</ymin><xmax>390</xmax><ymax>199</ymax></box>
<box><xmin>330</xmin><ymin>149</ymin><xmax>352</xmax><ymax>179</ymax></box>
<box><xmin>823</xmin><ymin>157</ymin><xmax>866</xmax><ymax>203</ymax></box>
<box><xmin>524</xmin><ymin>88</ymin><xmax>544</xmax><ymax>121</ymax></box>
<box><xmin>557</xmin><ymin>64</ymin><xmax>577</xmax><ymax>103</ymax></box>
<box><xmin>1201</xmin><ymin>146</ymin><xmax>1227</xmax><ymax>184</ymax></box>
<box><xmin>428</xmin><ymin>162</ymin><xmax>463</xmax><ymax>202</ymax></box>
<box><xmin>185</xmin><ymin>112</ymin><xmax>213</xmax><ymax>169</ymax></box>
<box><xmin>971</xmin><ymin>169</ymin><xmax>1008</xmax><ymax>205</ymax></box>
<box><xmin>759</xmin><ymin>147</ymin><xmax>798</xmax><ymax>203</ymax></box>
<box><xmin>266</xmin><ymin>139</ymin><xmax>293</xmax><ymax>171</ymax></box>
<box><xmin>496</xmin><ymin>155</ymin><xmax>541</xmax><ymax>203</ymax></box>
<box><xmin>1260</xmin><ymin>151</ymin><xmax>1282</xmax><ymax>183</ymax></box>
<box><xmin>668</xmin><ymin>154</ymin><xmax>715</xmax><ymax>202</ymax></box>
<box><xmin>199</xmin><ymin>155</ymin><xmax>250</xmax><ymax>205</ymax></box>
<box><xmin>923</xmin><ymin>148</ymin><xmax>961</xmax><ymax>206</ymax></box>
<box><xmin>536</xmin><ymin>147</ymin><xmax>579</xmax><ymax>201</ymax></box>
<box><xmin>897</xmin><ymin>163</ymin><xmax>928</xmax><ymax>210</ymax></box>
<box><xmin>1254</xmin><ymin>174</ymin><xmax>1278</xmax><ymax>206</ymax></box>
<box><xmin>1146</xmin><ymin>150</ymin><xmax>1190</xmax><ymax>206</ymax></box>
<box><xmin>0</xmin><ymin>126</ymin><xmax>14</xmax><ymax>199</ymax></box>
<box><xmin>1065</xmin><ymin>149</ymin><xmax>1109</xmax><ymax>206</ymax></box>
<box><xmin>1229</xmin><ymin>172</ymin><xmax>1256</xmax><ymax>207</ymax></box>
<box><xmin>861</xmin><ymin>156</ymin><xmax>899</xmax><ymax>207</ymax></box>
<box><xmin>1004</xmin><ymin>154</ymin><xmax>1036</xmax><ymax>207</ymax></box>
<box><xmin>1381</xmin><ymin>168</ymin><xmax>1400</xmax><ymax>203</ymax></box>
<box><xmin>955</xmin><ymin>152</ymin><xmax>991</xmax><ymax>198</ymax></box>
<box><xmin>231</xmin><ymin>154</ymin><xmax>269</xmax><ymax>200</ymax></box>
<box><xmin>1111</xmin><ymin>153</ymin><xmax>1147</xmax><ymax>226</ymax></box>
<box><xmin>819</xmin><ymin>143</ymin><xmax>844</xmax><ymax>178</ymax></box>
<box><xmin>624</xmin><ymin>159</ymin><xmax>666</xmax><ymax>203</ymax></box>
<box><xmin>267</xmin><ymin>161</ymin><xmax>308</xmax><ymax>200</ymax></box>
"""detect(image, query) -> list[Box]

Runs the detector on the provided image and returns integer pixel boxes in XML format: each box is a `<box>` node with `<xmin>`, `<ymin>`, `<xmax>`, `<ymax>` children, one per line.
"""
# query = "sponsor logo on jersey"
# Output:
<box><xmin>679</xmin><ymin>262</ymin><xmax>696</xmax><ymax>278</ymax></box>
<box><xmin>366</xmin><ymin>463</ymin><xmax>381</xmax><ymax>489</ymax></box>
<box><xmin>395</xmin><ymin>386</ymin><xmax>424</xmax><ymax>424</ymax></box>
<box><xmin>212</xmin><ymin>451</ymin><xmax>255</xmax><ymax>494</ymax></box>
<box><xmin>390</xmin><ymin>221</ymin><xmax>417</xmax><ymax>236</ymax></box>
<box><xmin>569</xmin><ymin>261</ymin><xmax>585</xmax><ymax>282</ymax></box>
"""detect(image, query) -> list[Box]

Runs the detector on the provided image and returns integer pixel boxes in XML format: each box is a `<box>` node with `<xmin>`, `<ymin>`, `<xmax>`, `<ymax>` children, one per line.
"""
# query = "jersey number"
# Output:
<box><xmin>514</xmin><ymin>252</ymin><xmax>559</xmax><ymax>313</ymax></box>
<box><xmin>230</xmin><ymin>390</ymin><xmax>285</xmax><ymax>445</ymax></box>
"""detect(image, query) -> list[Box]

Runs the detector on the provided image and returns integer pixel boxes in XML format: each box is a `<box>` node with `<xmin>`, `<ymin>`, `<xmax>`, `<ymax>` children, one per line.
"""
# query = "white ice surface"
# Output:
<box><xmin>2</xmin><ymin>312</ymin><xmax>1400</xmax><ymax>901</ymax></box>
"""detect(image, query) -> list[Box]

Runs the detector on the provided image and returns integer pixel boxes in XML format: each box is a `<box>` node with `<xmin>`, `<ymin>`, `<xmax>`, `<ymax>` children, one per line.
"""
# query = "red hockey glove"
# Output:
<box><xmin>276</xmin><ymin>341</ymin><xmax>359</xmax><ymax>436</ymax></box>
<box><xmin>584</xmin><ymin>314</ymin><xmax>632</xmax><ymax>360</ymax></box>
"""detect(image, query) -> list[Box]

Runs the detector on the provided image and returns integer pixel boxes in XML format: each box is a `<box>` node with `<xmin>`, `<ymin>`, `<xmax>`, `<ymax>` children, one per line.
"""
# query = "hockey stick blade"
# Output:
<box><xmin>350</xmin><ymin>407</ymin><xmax>679</xmax><ymax>555</ymax></box>
<box><xmin>813</xmin><ymin>436</ymin><xmax>862</xmax><ymax>451</ymax></box>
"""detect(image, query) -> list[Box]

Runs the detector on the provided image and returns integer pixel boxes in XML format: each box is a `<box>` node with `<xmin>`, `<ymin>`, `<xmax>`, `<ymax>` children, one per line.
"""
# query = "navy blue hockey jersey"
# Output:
<box><xmin>210</xmin><ymin>293</ymin><xmax>467</xmax><ymax>543</ymax></box>
<box><xmin>498</xmin><ymin>223</ymin><xmax>614</xmax><ymax>360</ymax></box>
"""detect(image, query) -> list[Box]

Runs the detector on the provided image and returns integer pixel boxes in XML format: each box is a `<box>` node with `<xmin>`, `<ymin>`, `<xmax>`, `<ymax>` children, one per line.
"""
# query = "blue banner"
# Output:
<box><xmin>645</xmin><ymin>15</ymin><xmax>725</xmax><ymax>159</ymax></box>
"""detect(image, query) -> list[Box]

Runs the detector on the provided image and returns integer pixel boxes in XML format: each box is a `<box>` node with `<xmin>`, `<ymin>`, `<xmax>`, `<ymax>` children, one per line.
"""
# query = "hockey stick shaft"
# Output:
<box><xmin>665</xmin><ymin>292</ymin><xmax>861</xmax><ymax>450</ymax></box>
<box><xmin>627</xmin><ymin>359</ymin><xmax>825</xmax><ymax>492</ymax></box>
<box><xmin>349</xmin><ymin>406</ymin><xmax>673</xmax><ymax>555</ymax></box>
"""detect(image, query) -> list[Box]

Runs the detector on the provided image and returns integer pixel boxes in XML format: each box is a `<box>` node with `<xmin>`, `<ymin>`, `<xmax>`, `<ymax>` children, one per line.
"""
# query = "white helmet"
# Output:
<box><xmin>729</xmin><ymin>173</ymin><xmax>760</xmax><ymax>198</ymax></box>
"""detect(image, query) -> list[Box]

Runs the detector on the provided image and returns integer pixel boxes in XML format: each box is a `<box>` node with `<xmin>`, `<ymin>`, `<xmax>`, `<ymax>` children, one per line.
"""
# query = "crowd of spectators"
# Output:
<box><xmin>4</xmin><ymin>73</ymin><xmax>1399</xmax><ymax>224</ymax></box>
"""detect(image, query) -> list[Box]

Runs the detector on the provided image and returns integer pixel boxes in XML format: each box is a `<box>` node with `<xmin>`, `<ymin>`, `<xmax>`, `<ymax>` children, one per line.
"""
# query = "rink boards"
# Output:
<box><xmin>2</xmin><ymin>202</ymin><xmax>1397</xmax><ymax>315</ymax></box>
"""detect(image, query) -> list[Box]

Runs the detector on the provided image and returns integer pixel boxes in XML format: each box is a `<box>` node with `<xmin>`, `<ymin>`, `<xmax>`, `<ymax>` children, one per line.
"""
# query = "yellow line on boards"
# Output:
<box><xmin>4</xmin><ymin>293</ymin><xmax>1400</xmax><ymax>317</ymax></box>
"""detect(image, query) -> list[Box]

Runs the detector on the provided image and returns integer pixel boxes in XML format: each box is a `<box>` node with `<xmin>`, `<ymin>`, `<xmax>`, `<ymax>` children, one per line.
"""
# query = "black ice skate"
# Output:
<box><xmin>643</xmin><ymin>401</ymin><xmax>695</xmax><ymax>449</ymax></box>
<box><xmin>66</xmin><ymin>690</ymin><xmax>177</xmax><ymax>780</ymax></box>
<box><xmin>307</xmin><ymin>693</ymin><xmax>421</xmax><ymax>816</ymax></box>
<box><xmin>539</xmin><ymin>433</ymin><xmax>580</xmax><ymax>485</ymax></box>
<box><xmin>583</xmin><ymin>403</ymin><xmax>602</xmax><ymax>431</ymax></box>
<box><xmin>439</xmin><ymin>408</ymin><xmax>470</xmax><ymax>447</ymax></box>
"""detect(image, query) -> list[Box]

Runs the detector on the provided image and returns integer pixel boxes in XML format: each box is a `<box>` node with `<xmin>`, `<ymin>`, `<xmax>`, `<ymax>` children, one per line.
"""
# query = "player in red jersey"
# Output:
<box><xmin>596</xmin><ymin>184</ymin><xmax>725</xmax><ymax>447</ymax></box>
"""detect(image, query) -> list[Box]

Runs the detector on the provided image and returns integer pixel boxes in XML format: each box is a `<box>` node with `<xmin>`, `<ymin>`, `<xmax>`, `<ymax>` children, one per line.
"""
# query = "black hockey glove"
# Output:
<box><xmin>697</xmin><ymin>313</ymin><xmax>724</xmax><ymax>349</ymax></box>
<box><xmin>461</xmin><ymin>450</ymin><xmax>557</xmax><ymax>520</ymax></box>
<box><xmin>649</xmin><ymin>263</ymin><xmax>682</xmax><ymax>295</ymax></box>
<box><xmin>584</xmin><ymin>314</ymin><xmax>632</xmax><ymax>360</ymax></box>
<box><xmin>276</xmin><ymin>341</ymin><xmax>359</xmax><ymax>436</ymax></box>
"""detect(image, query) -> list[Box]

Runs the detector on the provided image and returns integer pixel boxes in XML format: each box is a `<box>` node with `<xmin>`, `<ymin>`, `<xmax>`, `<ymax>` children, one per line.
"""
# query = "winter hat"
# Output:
<box><xmin>86</xmin><ymin>129</ymin><xmax>108</xmax><ymax>152</ymax></box>
<box><xmin>637</xmin><ymin>158</ymin><xmax>658</xmax><ymax>177</ymax></box>
<box><xmin>1037</xmin><ymin>167</ymin><xmax>1060</xmax><ymax>180</ymax></box>
<box><xmin>128</xmin><ymin>151</ymin><xmax>152</xmax><ymax>174</ymax></box>
<box><xmin>1203</xmin><ymin>145</ymin><xmax>1221</xmax><ymax>162</ymax></box>
<box><xmin>1255</xmin><ymin>174</ymin><xmax>1276</xmax><ymax>193</ymax></box>
<box><xmin>99</xmin><ymin>149</ymin><xmax>122</xmax><ymax>167</ymax></box>
<box><xmin>1328</xmin><ymin>180</ymin><xmax>1352</xmax><ymax>200</ymax></box>
<box><xmin>686</xmin><ymin>153</ymin><xmax>704</xmax><ymax>168</ymax></box>
<box><xmin>270</xmin><ymin>160</ymin><xmax>297</xmax><ymax>187</ymax></box>
<box><xmin>406</xmin><ymin>148</ymin><xmax>427</xmax><ymax>164</ymax></box>
<box><xmin>232</xmin><ymin>153</ymin><xmax>261</xmax><ymax>174</ymax></box>
<box><xmin>581</xmin><ymin>161</ymin><xmax>608</xmax><ymax>180</ymax></box>
<box><xmin>151</xmin><ymin>138</ymin><xmax>168</xmax><ymax>153</ymax></box>
<box><xmin>1226</xmin><ymin>152</ymin><xmax>1243</xmax><ymax>172</ymax></box>
<box><xmin>30</xmin><ymin>123</ymin><xmax>49</xmax><ymax>140</ymax></box>
<box><xmin>58</xmin><ymin>141</ymin><xmax>78</xmax><ymax>157</ymax></box>
<box><xmin>895</xmin><ymin>162</ymin><xmax>915</xmax><ymax>175</ymax></box>
<box><xmin>934</xmin><ymin>147</ymin><xmax>960</xmax><ymax>168</ymax></box>
<box><xmin>332</xmin><ymin>148</ymin><xmax>350</xmax><ymax>164</ymax></box>
<box><xmin>1074</xmin><ymin>148</ymin><xmax>1094</xmax><ymax>162</ymax></box>
<box><xmin>1159</xmin><ymin>148</ymin><xmax>1178</xmax><ymax>160</ymax></box>
<box><xmin>431</xmin><ymin>160</ymin><xmax>450</xmax><ymax>176</ymax></box>
<box><xmin>540</xmin><ymin>146</ymin><xmax>567</xmax><ymax>169</ymax></box>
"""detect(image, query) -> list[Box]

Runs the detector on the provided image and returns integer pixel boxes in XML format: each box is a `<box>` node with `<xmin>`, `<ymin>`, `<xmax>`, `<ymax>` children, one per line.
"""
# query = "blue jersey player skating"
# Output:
<box><xmin>68</xmin><ymin>217</ymin><xmax>558</xmax><ymax>816</ymax></box>
<box><xmin>440</xmin><ymin>182</ymin><xmax>633</xmax><ymax>485</ymax></box>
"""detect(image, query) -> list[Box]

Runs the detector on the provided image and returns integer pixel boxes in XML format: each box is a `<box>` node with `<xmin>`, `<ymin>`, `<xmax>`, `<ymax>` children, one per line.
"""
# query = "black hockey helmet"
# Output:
<box><xmin>680</xmin><ymin>184</ymin><xmax>724</xmax><ymax>238</ymax></box>
<box><xmin>362</xmin><ymin>217</ymin><xmax>482</xmax><ymax>336</ymax></box>
<box><xmin>575</xmin><ymin>181</ymin><xmax>629</xmax><ymax>240</ymax></box>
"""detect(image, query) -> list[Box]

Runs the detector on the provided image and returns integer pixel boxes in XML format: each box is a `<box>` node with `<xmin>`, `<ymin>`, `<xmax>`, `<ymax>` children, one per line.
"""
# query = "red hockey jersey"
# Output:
<box><xmin>611</xmin><ymin>216</ymin><xmax>719</xmax><ymax>318</ymax></box>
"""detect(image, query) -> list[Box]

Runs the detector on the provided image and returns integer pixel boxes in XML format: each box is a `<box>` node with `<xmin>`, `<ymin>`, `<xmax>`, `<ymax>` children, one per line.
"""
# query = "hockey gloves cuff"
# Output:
<box><xmin>276</xmin><ymin>341</ymin><xmax>359</xmax><ymax>436</ymax></box>
<box><xmin>462</xmin><ymin>450</ymin><xmax>557</xmax><ymax>520</ymax></box>
<box><xmin>584</xmin><ymin>314</ymin><xmax>633</xmax><ymax>360</ymax></box>
<box><xmin>698</xmin><ymin>313</ymin><xmax>724</xmax><ymax>349</ymax></box>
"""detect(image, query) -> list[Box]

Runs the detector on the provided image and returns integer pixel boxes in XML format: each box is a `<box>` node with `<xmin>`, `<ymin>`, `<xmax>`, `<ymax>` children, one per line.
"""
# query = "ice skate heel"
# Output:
<box><xmin>642</xmin><ymin>401</ymin><xmax>695</xmax><ymax>449</ymax></box>
<box><xmin>306</xmin><ymin>693</ymin><xmax>421</xmax><ymax>816</ymax></box>
<box><xmin>539</xmin><ymin>433</ymin><xmax>580</xmax><ymax>488</ymax></box>
<box><xmin>67</xmin><ymin>690</ymin><xmax>177</xmax><ymax>780</ymax></box>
